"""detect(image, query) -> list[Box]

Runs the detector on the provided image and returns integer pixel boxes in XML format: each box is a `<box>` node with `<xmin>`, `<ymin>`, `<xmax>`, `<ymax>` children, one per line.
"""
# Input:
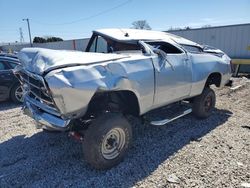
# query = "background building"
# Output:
<box><xmin>167</xmin><ymin>23</ymin><xmax>250</xmax><ymax>59</ymax></box>
<box><xmin>1</xmin><ymin>23</ymin><xmax>249</xmax><ymax>74</ymax></box>
<box><xmin>0</xmin><ymin>38</ymin><xmax>89</xmax><ymax>52</ymax></box>
<box><xmin>168</xmin><ymin>23</ymin><xmax>250</xmax><ymax>74</ymax></box>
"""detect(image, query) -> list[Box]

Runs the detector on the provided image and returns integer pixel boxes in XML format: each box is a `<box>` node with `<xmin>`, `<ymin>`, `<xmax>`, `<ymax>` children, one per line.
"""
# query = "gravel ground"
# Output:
<box><xmin>0</xmin><ymin>77</ymin><xmax>250</xmax><ymax>188</ymax></box>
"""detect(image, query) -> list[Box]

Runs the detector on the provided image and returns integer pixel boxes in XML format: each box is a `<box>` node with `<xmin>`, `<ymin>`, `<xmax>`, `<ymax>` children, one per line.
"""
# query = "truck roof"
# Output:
<box><xmin>95</xmin><ymin>28</ymin><xmax>200</xmax><ymax>47</ymax></box>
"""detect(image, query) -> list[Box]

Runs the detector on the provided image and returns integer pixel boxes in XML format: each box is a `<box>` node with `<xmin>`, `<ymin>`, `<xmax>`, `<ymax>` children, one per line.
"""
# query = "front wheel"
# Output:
<box><xmin>192</xmin><ymin>87</ymin><xmax>216</xmax><ymax>119</ymax></box>
<box><xmin>10</xmin><ymin>84</ymin><xmax>23</xmax><ymax>103</ymax></box>
<box><xmin>82</xmin><ymin>113</ymin><xmax>132</xmax><ymax>170</ymax></box>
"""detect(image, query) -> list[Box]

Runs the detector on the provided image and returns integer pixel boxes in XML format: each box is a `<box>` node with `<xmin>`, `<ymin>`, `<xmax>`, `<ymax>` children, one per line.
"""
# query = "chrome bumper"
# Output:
<box><xmin>23</xmin><ymin>98</ymin><xmax>71</xmax><ymax>131</ymax></box>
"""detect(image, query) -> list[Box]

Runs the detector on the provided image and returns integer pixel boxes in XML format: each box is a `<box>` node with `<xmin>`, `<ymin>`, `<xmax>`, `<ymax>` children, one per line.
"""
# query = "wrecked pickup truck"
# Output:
<box><xmin>15</xmin><ymin>29</ymin><xmax>232</xmax><ymax>169</ymax></box>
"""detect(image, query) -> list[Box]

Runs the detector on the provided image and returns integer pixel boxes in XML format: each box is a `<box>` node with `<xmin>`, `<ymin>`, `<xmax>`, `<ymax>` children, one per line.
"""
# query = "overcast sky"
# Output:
<box><xmin>1</xmin><ymin>0</ymin><xmax>250</xmax><ymax>43</ymax></box>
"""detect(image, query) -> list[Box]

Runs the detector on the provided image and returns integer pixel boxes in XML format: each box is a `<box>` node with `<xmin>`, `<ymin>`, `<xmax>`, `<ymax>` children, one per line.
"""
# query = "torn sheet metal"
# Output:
<box><xmin>95</xmin><ymin>28</ymin><xmax>200</xmax><ymax>47</ymax></box>
<box><xmin>18</xmin><ymin>48</ymin><xmax>129</xmax><ymax>75</ymax></box>
<box><xmin>17</xmin><ymin>49</ymin><xmax>155</xmax><ymax>120</ymax></box>
<box><xmin>44</xmin><ymin>55</ymin><xmax>155</xmax><ymax>118</ymax></box>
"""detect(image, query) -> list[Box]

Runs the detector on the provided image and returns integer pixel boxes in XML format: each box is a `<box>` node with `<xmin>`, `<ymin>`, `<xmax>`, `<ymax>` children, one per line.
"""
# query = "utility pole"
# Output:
<box><xmin>22</xmin><ymin>18</ymin><xmax>32</xmax><ymax>47</ymax></box>
<box><xmin>19</xmin><ymin>27</ymin><xmax>24</xmax><ymax>43</ymax></box>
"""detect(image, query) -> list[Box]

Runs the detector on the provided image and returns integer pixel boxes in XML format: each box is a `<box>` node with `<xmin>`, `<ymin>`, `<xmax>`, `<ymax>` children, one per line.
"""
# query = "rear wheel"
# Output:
<box><xmin>10</xmin><ymin>84</ymin><xmax>23</xmax><ymax>103</ymax></box>
<box><xmin>82</xmin><ymin>113</ymin><xmax>132</xmax><ymax>170</ymax></box>
<box><xmin>192</xmin><ymin>87</ymin><xmax>216</xmax><ymax>119</ymax></box>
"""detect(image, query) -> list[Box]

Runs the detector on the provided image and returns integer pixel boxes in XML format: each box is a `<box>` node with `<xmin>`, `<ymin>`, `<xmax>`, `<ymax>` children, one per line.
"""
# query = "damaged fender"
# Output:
<box><xmin>44</xmin><ymin>57</ymin><xmax>155</xmax><ymax>119</ymax></box>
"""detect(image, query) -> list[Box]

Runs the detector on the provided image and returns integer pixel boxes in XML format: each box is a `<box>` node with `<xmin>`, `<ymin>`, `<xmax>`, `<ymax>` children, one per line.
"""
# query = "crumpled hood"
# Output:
<box><xmin>18</xmin><ymin>48</ymin><xmax>129</xmax><ymax>75</ymax></box>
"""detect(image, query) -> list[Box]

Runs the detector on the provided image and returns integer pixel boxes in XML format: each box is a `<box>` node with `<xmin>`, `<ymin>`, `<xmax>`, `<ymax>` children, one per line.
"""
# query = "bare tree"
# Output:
<box><xmin>202</xmin><ymin>24</ymin><xmax>212</xmax><ymax>28</ymax></box>
<box><xmin>184</xmin><ymin>26</ymin><xmax>191</xmax><ymax>30</ymax></box>
<box><xmin>131</xmin><ymin>20</ymin><xmax>151</xmax><ymax>30</ymax></box>
<box><xmin>168</xmin><ymin>26</ymin><xmax>182</xmax><ymax>31</ymax></box>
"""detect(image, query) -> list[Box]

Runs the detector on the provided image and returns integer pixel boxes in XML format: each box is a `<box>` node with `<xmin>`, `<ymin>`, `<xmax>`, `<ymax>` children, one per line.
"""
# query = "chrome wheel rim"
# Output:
<box><xmin>101</xmin><ymin>128</ymin><xmax>126</xmax><ymax>160</ymax></box>
<box><xmin>15</xmin><ymin>86</ymin><xmax>23</xmax><ymax>102</ymax></box>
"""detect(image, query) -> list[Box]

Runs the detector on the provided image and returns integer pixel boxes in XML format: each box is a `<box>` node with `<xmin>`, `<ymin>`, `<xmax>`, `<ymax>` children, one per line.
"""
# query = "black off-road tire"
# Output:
<box><xmin>192</xmin><ymin>87</ymin><xmax>216</xmax><ymax>119</ymax></box>
<box><xmin>10</xmin><ymin>83</ymin><xmax>23</xmax><ymax>103</ymax></box>
<box><xmin>82</xmin><ymin>113</ymin><xmax>132</xmax><ymax>170</ymax></box>
<box><xmin>42</xmin><ymin>128</ymin><xmax>61</xmax><ymax>133</ymax></box>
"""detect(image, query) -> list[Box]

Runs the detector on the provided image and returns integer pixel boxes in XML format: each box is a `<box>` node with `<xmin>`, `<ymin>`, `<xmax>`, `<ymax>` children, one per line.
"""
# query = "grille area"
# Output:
<box><xmin>16</xmin><ymin>70</ymin><xmax>56</xmax><ymax>109</ymax></box>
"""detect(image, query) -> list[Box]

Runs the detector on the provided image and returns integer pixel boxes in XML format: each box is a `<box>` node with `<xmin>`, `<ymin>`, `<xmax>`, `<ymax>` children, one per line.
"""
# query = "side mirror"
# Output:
<box><xmin>153</xmin><ymin>48</ymin><xmax>174</xmax><ymax>70</ymax></box>
<box><xmin>153</xmin><ymin>48</ymin><xmax>167</xmax><ymax>59</ymax></box>
<box><xmin>138</xmin><ymin>41</ymin><xmax>154</xmax><ymax>56</ymax></box>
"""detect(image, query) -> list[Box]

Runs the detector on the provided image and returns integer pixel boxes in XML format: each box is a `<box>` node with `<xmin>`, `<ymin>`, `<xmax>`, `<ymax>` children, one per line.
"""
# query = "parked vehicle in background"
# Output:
<box><xmin>15</xmin><ymin>29</ymin><xmax>232</xmax><ymax>169</ymax></box>
<box><xmin>0</xmin><ymin>57</ymin><xmax>23</xmax><ymax>103</ymax></box>
<box><xmin>0</xmin><ymin>53</ymin><xmax>18</xmax><ymax>59</ymax></box>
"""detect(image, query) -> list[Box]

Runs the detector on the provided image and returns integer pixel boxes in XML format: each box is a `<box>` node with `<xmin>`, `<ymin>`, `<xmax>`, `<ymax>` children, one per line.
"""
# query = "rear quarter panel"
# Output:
<box><xmin>189</xmin><ymin>53</ymin><xmax>231</xmax><ymax>96</ymax></box>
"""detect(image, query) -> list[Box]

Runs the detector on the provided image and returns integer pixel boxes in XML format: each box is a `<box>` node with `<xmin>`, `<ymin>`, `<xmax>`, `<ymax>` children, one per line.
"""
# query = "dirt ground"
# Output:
<box><xmin>0</xmin><ymin>77</ymin><xmax>249</xmax><ymax>188</ymax></box>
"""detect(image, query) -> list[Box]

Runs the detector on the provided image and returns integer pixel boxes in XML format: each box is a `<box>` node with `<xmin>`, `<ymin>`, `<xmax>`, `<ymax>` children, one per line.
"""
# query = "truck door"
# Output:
<box><xmin>149</xmin><ymin>42</ymin><xmax>192</xmax><ymax>108</ymax></box>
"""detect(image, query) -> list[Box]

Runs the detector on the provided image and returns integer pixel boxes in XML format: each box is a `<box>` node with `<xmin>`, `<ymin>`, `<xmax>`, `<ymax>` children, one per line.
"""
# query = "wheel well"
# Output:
<box><xmin>205</xmin><ymin>73</ymin><xmax>221</xmax><ymax>87</ymax></box>
<box><xmin>86</xmin><ymin>90</ymin><xmax>140</xmax><ymax>117</ymax></box>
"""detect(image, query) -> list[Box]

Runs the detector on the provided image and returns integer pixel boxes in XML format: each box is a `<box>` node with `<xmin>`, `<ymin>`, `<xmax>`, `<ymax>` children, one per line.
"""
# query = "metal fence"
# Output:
<box><xmin>168</xmin><ymin>23</ymin><xmax>250</xmax><ymax>59</ymax></box>
<box><xmin>1</xmin><ymin>38</ymin><xmax>89</xmax><ymax>52</ymax></box>
<box><xmin>1</xmin><ymin>24</ymin><xmax>250</xmax><ymax>59</ymax></box>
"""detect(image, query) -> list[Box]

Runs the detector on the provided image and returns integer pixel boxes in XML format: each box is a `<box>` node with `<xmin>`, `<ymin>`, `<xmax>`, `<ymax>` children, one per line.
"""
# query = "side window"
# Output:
<box><xmin>0</xmin><ymin>61</ymin><xmax>8</xmax><ymax>70</ymax></box>
<box><xmin>96</xmin><ymin>36</ymin><xmax>108</xmax><ymax>53</ymax></box>
<box><xmin>182</xmin><ymin>45</ymin><xmax>203</xmax><ymax>53</ymax></box>
<box><xmin>147</xmin><ymin>42</ymin><xmax>183</xmax><ymax>54</ymax></box>
<box><xmin>113</xmin><ymin>42</ymin><xmax>140</xmax><ymax>51</ymax></box>
<box><xmin>88</xmin><ymin>36</ymin><xmax>108</xmax><ymax>53</ymax></box>
<box><xmin>9</xmin><ymin>62</ymin><xmax>18</xmax><ymax>69</ymax></box>
<box><xmin>89</xmin><ymin>37</ymin><xmax>97</xmax><ymax>52</ymax></box>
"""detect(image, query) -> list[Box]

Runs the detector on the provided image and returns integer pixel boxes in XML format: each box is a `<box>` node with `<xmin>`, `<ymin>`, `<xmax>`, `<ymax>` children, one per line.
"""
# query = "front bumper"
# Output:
<box><xmin>23</xmin><ymin>98</ymin><xmax>71</xmax><ymax>131</ymax></box>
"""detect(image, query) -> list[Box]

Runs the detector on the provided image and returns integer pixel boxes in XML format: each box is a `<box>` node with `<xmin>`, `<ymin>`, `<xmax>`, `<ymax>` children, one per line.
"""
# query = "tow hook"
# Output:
<box><xmin>68</xmin><ymin>131</ymin><xmax>84</xmax><ymax>142</ymax></box>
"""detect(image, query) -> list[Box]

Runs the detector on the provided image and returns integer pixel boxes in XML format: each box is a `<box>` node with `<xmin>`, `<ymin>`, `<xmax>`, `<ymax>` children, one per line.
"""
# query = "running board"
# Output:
<box><xmin>150</xmin><ymin>109</ymin><xmax>192</xmax><ymax>126</ymax></box>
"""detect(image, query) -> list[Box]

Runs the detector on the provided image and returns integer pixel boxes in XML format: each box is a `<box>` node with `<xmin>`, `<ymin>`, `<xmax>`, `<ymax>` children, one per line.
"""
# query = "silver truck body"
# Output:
<box><xmin>15</xmin><ymin>29</ymin><xmax>232</xmax><ymax>130</ymax></box>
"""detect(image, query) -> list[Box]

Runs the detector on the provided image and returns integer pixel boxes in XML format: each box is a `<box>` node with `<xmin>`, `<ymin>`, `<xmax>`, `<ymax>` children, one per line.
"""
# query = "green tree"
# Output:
<box><xmin>33</xmin><ymin>36</ymin><xmax>63</xmax><ymax>43</ymax></box>
<box><xmin>33</xmin><ymin>37</ymin><xmax>46</xmax><ymax>43</ymax></box>
<box><xmin>46</xmin><ymin>37</ymin><xmax>63</xmax><ymax>42</ymax></box>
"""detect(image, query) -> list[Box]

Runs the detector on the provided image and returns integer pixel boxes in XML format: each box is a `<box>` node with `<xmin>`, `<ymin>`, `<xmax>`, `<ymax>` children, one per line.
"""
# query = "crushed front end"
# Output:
<box><xmin>14</xmin><ymin>66</ymin><xmax>71</xmax><ymax>131</ymax></box>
